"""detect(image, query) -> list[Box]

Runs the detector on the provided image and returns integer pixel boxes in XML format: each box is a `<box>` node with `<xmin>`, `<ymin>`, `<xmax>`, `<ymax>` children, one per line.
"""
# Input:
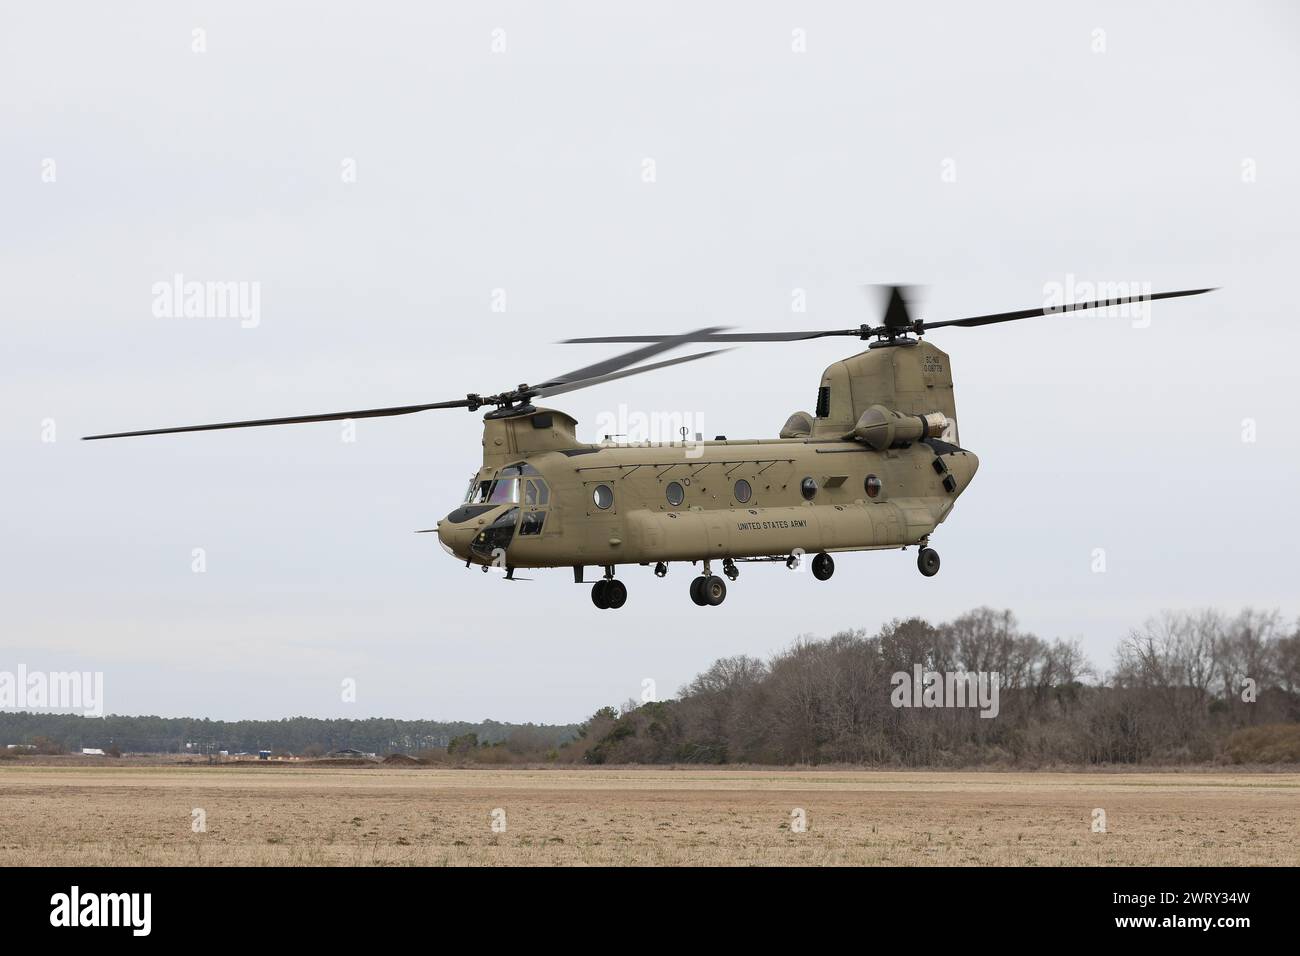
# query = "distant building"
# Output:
<box><xmin>81</xmin><ymin>748</ymin><xmax>105</xmax><ymax>756</ymax></box>
<box><xmin>257</xmin><ymin>750</ymin><xmax>271</xmax><ymax>760</ymax></box>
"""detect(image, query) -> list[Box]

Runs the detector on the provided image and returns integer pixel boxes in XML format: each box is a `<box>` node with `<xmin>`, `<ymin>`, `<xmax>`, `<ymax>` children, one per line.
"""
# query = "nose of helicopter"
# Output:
<box><xmin>436</xmin><ymin>503</ymin><xmax>518</xmax><ymax>563</ymax></box>
<box><xmin>435</xmin><ymin>519</ymin><xmax>472</xmax><ymax>560</ymax></box>
<box><xmin>435</xmin><ymin>503</ymin><xmax>494</xmax><ymax>560</ymax></box>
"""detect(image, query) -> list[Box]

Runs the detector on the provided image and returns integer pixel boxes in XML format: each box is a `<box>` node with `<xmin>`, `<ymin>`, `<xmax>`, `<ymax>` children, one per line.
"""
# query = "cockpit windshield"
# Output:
<box><xmin>464</xmin><ymin>464</ymin><xmax>530</xmax><ymax>506</ymax></box>
<box><xmin>487</xmin><ymin>478</ymin><xmax>519</xmax><ymax>504</ymax></box>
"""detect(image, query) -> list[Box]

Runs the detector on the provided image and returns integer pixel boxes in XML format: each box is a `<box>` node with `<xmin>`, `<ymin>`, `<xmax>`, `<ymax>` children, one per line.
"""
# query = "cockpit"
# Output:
<box><xmin>464</xmin><ymin>463</ymin><xmax>550</xmax><ymax>508</ymax></box>
<box><xmin>465</xmin><ymin>470</ymin><xmax>521</xmax><ymax>506</ymax></box>
<box><xmin>444</xmin><ymin>462</ymin><xmax>551</xmax><ymax>562</ymax></box>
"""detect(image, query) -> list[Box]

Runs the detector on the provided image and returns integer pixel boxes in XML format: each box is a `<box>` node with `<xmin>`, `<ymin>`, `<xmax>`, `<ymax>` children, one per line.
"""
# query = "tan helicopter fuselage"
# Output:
<box><xmin>437</xmin><ymin>340</ymin><xmax>979</xmax><ymax>574</ymax></box>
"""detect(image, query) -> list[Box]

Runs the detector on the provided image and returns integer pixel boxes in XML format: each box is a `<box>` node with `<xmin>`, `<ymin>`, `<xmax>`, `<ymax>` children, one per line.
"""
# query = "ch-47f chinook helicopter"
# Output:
<box><xmin>85</xmin><ymin>285</ymin><xmax>1213</xmax><ymax>609</ymax></box>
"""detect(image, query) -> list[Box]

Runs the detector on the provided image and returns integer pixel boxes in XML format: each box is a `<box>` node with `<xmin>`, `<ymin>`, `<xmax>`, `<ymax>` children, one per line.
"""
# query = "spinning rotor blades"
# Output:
<box><xmin>82</xmin><ymin>332</ymin><xmax>728</xmax><ymax>440</ymax></box>
<box><xmin>561</xmin><ymin>285</ymin><xmax>1216</xmax><ymax>345</ymax></box>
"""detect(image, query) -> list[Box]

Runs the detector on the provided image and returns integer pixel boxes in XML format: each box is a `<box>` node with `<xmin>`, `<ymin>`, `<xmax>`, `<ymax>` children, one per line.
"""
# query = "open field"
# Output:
<box><xmin>1</xmin><ymin>764</ymin><xmax>1296</xmax><ymax>866</ymax></box>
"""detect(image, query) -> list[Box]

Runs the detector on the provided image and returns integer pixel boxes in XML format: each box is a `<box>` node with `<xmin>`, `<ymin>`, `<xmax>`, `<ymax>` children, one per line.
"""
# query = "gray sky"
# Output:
<box><xmin>3</xmin><ymin>1</ymin><xmax>1298</xmax><ymax>724</ymax></box>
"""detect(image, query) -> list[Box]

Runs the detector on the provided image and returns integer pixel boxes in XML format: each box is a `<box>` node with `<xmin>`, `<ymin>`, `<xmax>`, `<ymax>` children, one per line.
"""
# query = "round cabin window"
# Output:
<box><xmin>865</xmin><ymin>475</ymin><xmax>882</xmax><ymax>498</ymax></box>
<box><xmin>734</xmin><ymin>479</ymin><xmax>752</xmax><ymax>504</ymax></box>
<box><xmin>593</xmin><ymin>484</ymin><xmax>614</xmax><ymax>510</ymax></box>
<box><xmin>665</xmin><ymin>481</ymin><xmax>685</xmax><ymax>507</ymax></box>
<box><xmin>800</xmin><ymin>477</ymin><xmax>818</xmax><ymax>501</ymax></box>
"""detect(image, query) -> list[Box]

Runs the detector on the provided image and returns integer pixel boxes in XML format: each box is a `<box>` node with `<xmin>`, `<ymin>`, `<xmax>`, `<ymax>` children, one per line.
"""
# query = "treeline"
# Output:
<box><xmin>570</xmin><ymin>607</ymin><xmax>1300</xmax><ymax>766</ymax></box>
<box><xmin>6</xmin><ymin>608</ymin><xmax>1298</xmax><ymax>767</ymax></box>
<box><xmin>0</xmin><ymin>713</ymin><xmax>578</xmax><ymax>757</ymax></box>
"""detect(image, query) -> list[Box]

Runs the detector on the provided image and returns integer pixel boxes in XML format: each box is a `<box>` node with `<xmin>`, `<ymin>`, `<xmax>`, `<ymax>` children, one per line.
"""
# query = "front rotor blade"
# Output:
<box><xmin>535</xmin><ymin>349</ymin><xmax>733</xmax><ymax>398</ymax></box>
<box><xmin>922</xmin><ymin>287</ymin><xmax>1216</xmax><ymax>331</ymax></box>
<box><xmin>82</xmin><ymin>398</ymin><xmax>473</xmax><ymax>440</ymax></box>
<box><xmin>540</xmin><ymin>326</ymin><xmax>729</xmax><ymax>386</ymax></box>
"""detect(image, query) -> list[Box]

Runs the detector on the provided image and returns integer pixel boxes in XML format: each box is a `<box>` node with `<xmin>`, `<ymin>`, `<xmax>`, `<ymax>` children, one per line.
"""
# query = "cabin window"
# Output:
<box><xmin>815</xmin><ymin>386</ymin><xmax>830</xmax><ymax>418</ymax></box>
<box><xmin>593</xmin><ymin>484</ymin><xmax>614</xmax><ymax>510</ymax></box>
<box><xmin>865</xmin><ymin>474</ymin><xmax>882</xmax><ymax>498</ymax></box>
<box><xmin>800</xmin><ymin>477</ymin><xmax>818</xmax><ymax>500</ymax></box>
<box><xmin>665</xmin><ymin>481</ymin><xmax>685</xmax><ymax>507</ymax></box>
<box><xmin>734</xmin><ymin>479</ymin><xmax>752</xmax><ymax>503</ymax></box>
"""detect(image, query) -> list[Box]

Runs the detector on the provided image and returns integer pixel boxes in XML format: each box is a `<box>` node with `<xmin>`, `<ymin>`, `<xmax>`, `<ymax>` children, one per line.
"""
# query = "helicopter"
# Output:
<box><xmin>84</xmin><ymin>285</ymin><xmax>1213</xmax><ymax>609</ymax></box>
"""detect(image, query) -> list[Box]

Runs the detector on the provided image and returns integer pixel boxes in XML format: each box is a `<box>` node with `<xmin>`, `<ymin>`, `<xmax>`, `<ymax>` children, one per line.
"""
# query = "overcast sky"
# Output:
<box><xmin>3</xmin><ymin>2</ymin><xmax>1298</xmax><ymax>724</ymax></box>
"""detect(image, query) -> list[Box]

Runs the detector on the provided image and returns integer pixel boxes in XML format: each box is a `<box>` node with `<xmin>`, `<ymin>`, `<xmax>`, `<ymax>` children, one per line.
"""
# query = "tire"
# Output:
<box><xmin>591</xmin><ymin>580</ymin><xmax>611</xmax><ymax>609</ymax></box>
<box><xmin>917</xmin><ymin>547</ymin><xmax>940</xmax><ymax>577</ymax></box>
<box><xmin>812</xmin><ymin>552</ymin><xmax>835</xmax><ymax>581</ymax></box>
<box><xmin>606</xmin><ymin>579</ymin><xmax>627</xmax><ymax>609</ymax></box>
<box><xmin>689</xmin><ymin>576</ymin><xmax>708</xmax><ymax>606</ymax></box>
<box><xmin>704</xmin><ymin>575</ymin><xmax>727</xmax><ymax>606</ymax></box>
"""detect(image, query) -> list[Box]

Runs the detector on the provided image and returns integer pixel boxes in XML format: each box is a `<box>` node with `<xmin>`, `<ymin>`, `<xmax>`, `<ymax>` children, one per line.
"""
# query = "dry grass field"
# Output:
<box><xmin>1</xmin><ymin>763</ymin><xmax>1296</xmax><ymax>866</ymax></box>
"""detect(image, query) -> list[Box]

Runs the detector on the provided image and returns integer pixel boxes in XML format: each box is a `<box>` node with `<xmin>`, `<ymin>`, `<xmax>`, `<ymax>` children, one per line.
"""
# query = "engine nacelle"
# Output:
<box><xmin>852</xmin><ymin>405</ymin><xmax>948</xmax><ymax>450</ymax></box>
<box><xmin>779</xmin><ymin>411</ymin><xmax>814</xmax><ymax>438</ymax></box>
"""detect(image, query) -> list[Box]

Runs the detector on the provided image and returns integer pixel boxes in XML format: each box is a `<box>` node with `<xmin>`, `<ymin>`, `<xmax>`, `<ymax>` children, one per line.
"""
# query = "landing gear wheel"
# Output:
<box><xmin>812</xmin><ymin>552</ymin><xmax>835</xmax><ymax>581</ymax></box>
<box><xmin>917</xmin><ymin>547</ymin><xmax>941</xmax><ymax>577</ymax></box>
<box><xmin>605</xmin><ymin>579</ymin><xmax>627</xmax><ymax>609</ymax></box>
<box><xmin>654</xmin><ymin>562</ymin><xmax>668</xmax><ymax>578</ymax></box>
<box><xmin>591</xmin><ymin>580</ymin><xmax>611</xmax><ymax>609</ymax></box>
<box><xmin>689</xmin><ymin>576</ymin><xmax>708</xmax><ymax>606</ymax></box>
<box><xmin>703</xmin><ymin>574</ymin><xmax>727</xmax><ymax>606</ymax></box>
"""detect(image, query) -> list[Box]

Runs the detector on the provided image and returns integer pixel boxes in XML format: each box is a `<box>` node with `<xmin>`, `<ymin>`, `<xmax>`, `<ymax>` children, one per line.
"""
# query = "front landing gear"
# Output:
<box><xmin>690</xmin><ymin>574</ymin><xmax>727</xmax><ymax>607</ymax></box>
<box><xmin>917</xmin><ymin>547</ymin><xmax>940</xmax><ymax>577</ymax></box>
<box><xmin>592</xmin><ymin>568</ymin><xmax>628</xmax><ymax>609</ymax></box>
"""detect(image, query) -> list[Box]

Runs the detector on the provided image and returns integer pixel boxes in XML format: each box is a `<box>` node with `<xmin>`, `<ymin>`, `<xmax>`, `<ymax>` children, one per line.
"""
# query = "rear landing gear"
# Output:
<box><xmin>812</xmin><ymin>552</ymin><xmax>835</xmax><ymax>581</ymax></box>
<box><xmin>917</xmin><ymin>547</ymin><xmax>940</xmax><ymax>577</ymax></box>
<box><xmin>690</xmin><ymin>576</ymin><xmax>707</xmax><ymax>606</ymax></box>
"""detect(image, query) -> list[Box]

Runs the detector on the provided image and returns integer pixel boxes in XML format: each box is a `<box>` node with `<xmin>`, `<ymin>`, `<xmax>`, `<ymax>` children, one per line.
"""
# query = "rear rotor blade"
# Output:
<box><xmin>879</xmin><ymin>284</ymin><xmax>916</xmax><ymax>331</ymax></box>
<box><xmin>82</xmin><ymin>398</ymin><xmax>473</xmax><ymax>440</ymax></box>
<box><xmin>561</xmin><ymin>329</ymin><xmax>850</xmax><ymax>344</ymax></box>
<box><xmin>921</xmin><ymin>287</ymin><xmax>1216</xmax><ymax>331</ymax></box>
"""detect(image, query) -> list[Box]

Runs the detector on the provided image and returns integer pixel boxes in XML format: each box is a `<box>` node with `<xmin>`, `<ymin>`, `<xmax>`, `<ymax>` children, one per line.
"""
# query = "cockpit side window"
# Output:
<box><xmin>524</xmin><ymin>479</ymin><xmax>549</xmax><ymax>506</ymax></box>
